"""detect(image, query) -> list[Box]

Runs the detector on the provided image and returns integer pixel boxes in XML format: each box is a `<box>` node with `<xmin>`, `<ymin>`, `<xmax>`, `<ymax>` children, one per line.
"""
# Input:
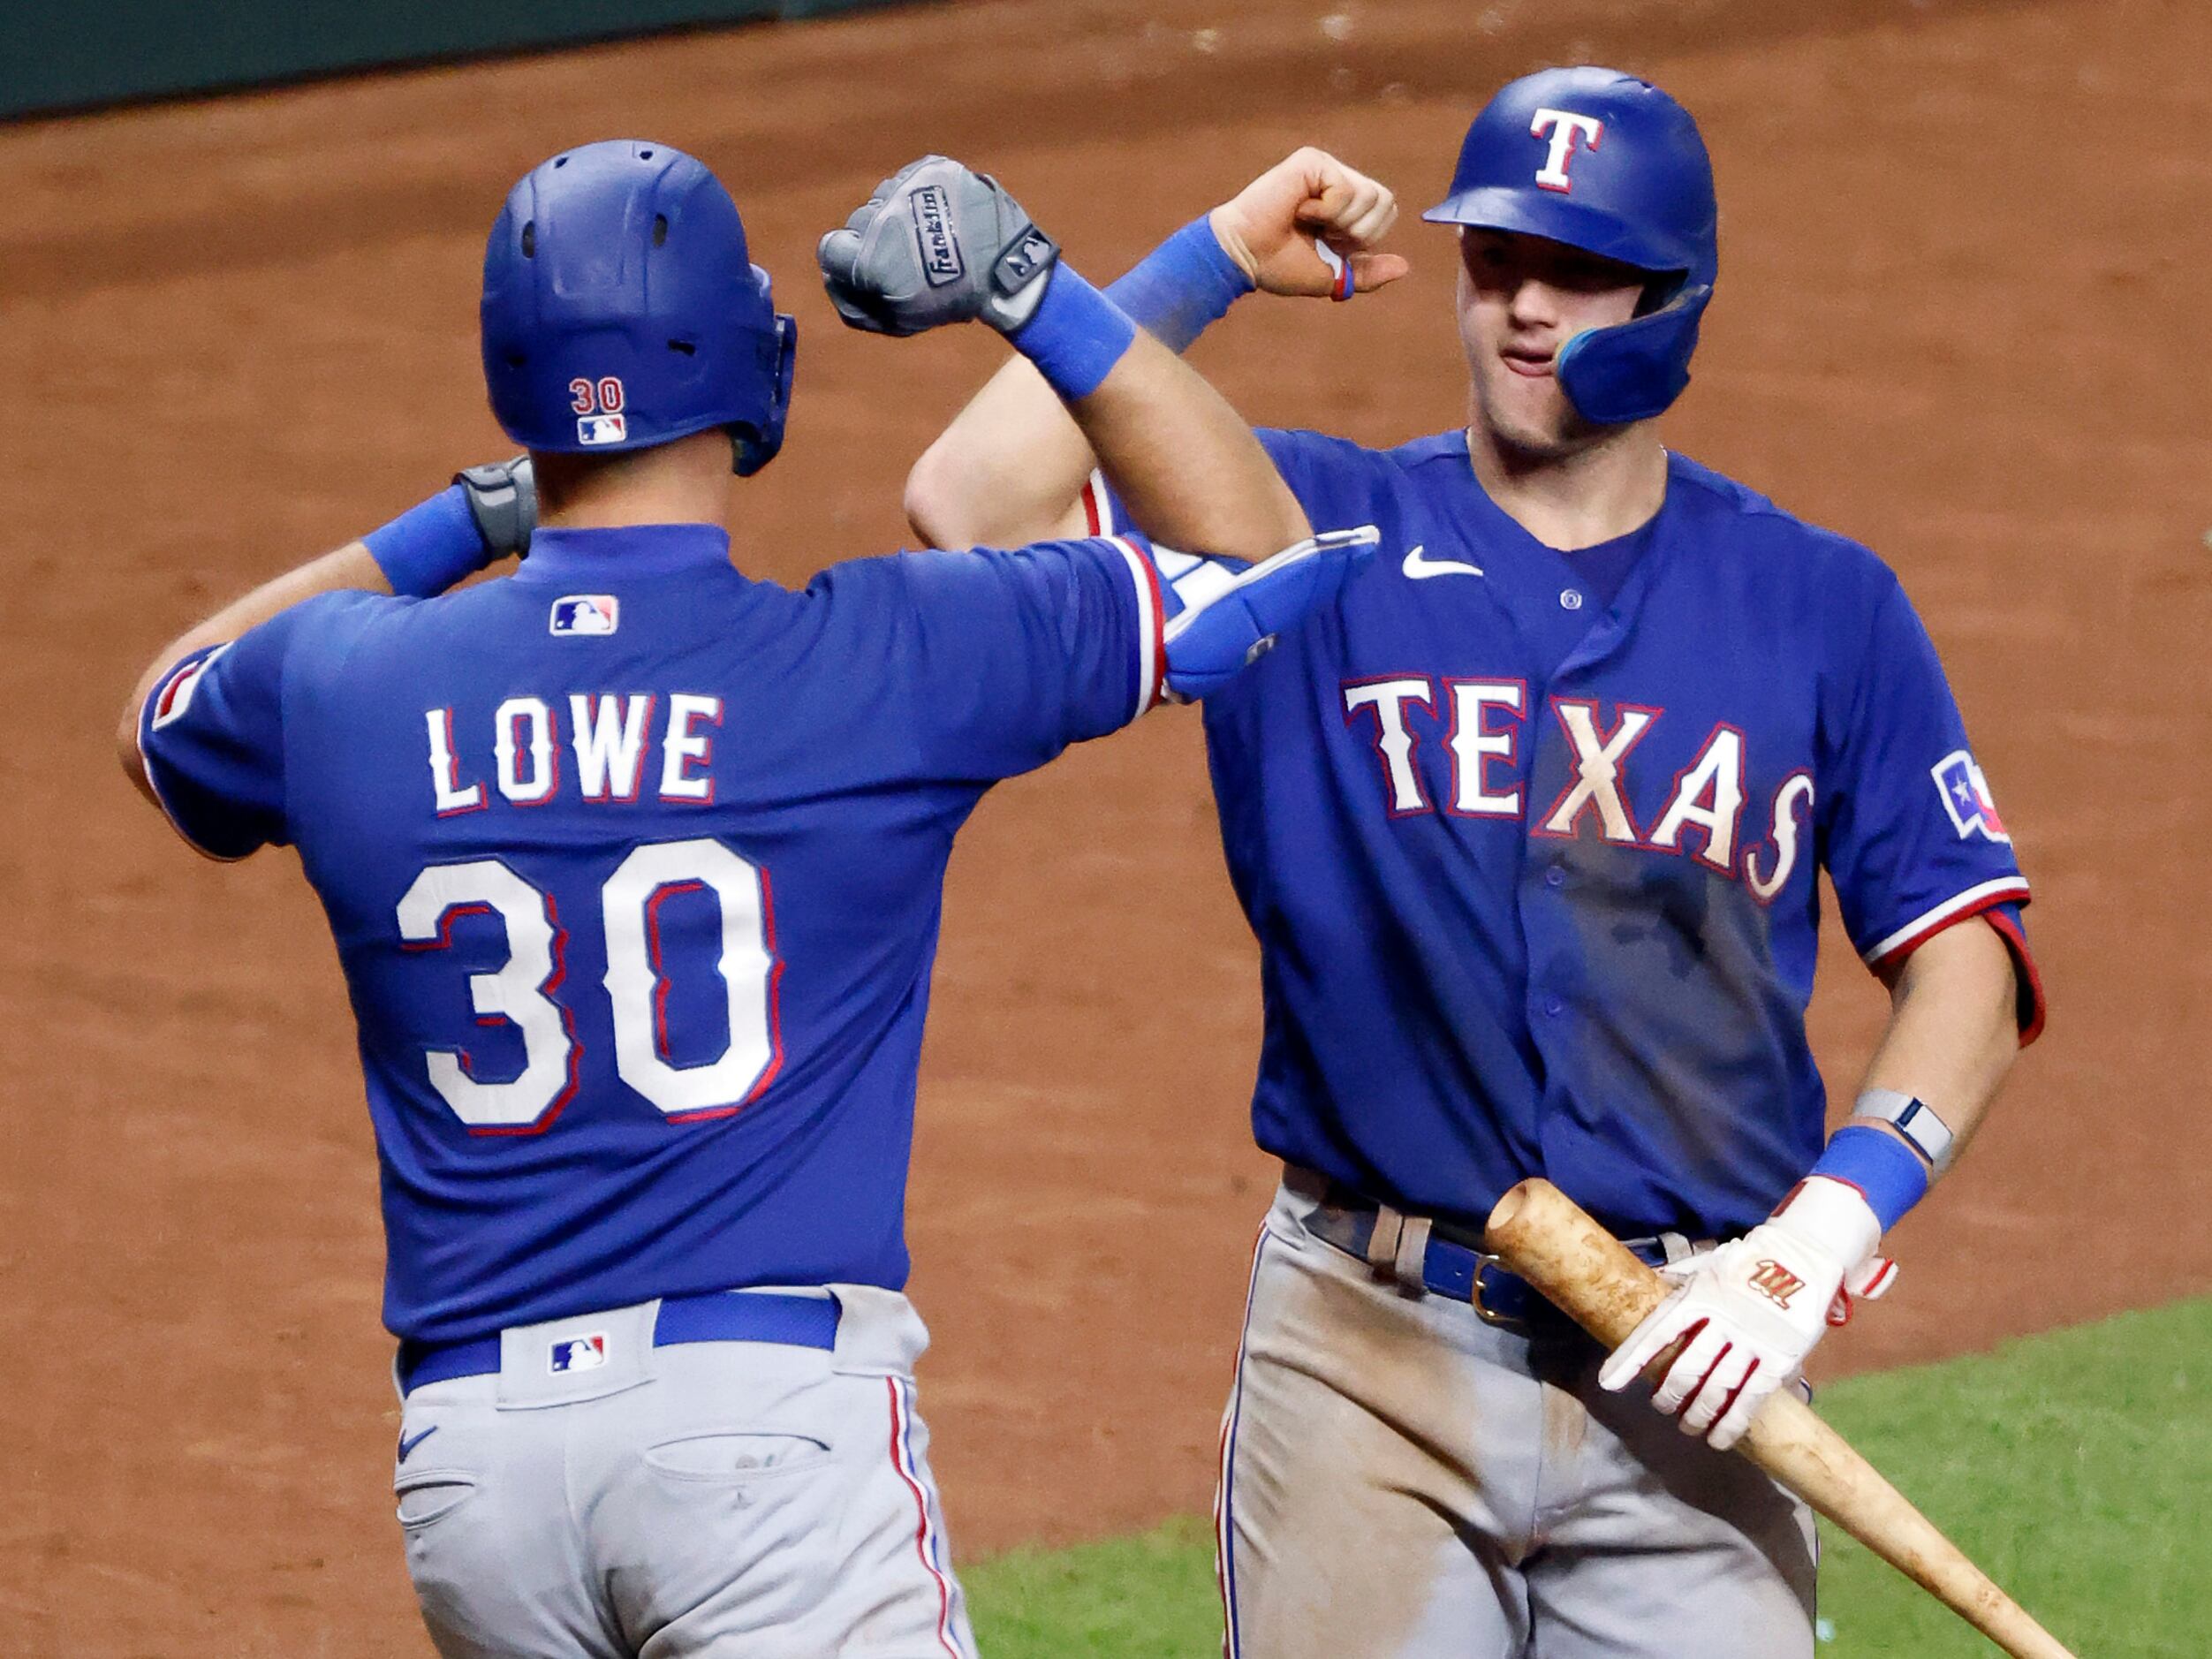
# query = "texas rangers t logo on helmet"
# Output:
<box><xmin>1530</xmin><ymin>109</ymin><xmax>1605</xmax><ymax>193</ymax></box>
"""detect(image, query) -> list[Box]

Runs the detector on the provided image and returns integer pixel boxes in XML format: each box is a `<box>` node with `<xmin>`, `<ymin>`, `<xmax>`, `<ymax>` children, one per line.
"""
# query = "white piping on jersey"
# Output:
<box><xmin>1107</xmin><ymin>535</ymin><xmax>1165</xmax><ymax>716</ymax></box>
<box><xmin>1862</xmin><ymin>875</ymin><xmax>2032</xmax><ymax>966</ymax></box>
<box><xmin>137</xmin><ymin>647</ymin><xmax>252</xmax><ymax>865</ymax></box>
<box><xmin>1083</xmin><ymin>471</ymin><xmax>1116</xmax><ymax>536</ymax></box>
<box><xmin>1162</xmin><ymin>526</ymin><xmax>1382</xmax><ymax>644</ymax></box>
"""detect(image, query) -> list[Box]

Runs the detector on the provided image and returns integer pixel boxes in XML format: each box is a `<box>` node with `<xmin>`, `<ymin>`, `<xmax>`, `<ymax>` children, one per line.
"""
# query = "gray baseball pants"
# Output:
<box><xmin>1214</xmin><ymin>1177</ymin><xmax>1817</xmax><ymax>1657</ymax></box>
<box><xmin>392</xmin><ymin>1286</ymin><xmax>975</xmax><ymax>1659</ymax></box>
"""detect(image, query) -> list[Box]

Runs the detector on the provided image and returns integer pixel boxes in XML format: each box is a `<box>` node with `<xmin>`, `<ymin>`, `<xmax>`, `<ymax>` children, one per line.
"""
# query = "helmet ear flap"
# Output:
<box><xmin>1556</xmin><ymin>281</ymin><xmax>1710</xmax><ymax>426</ymax></box>
<box><xmin>731</xmin><ymin>311</ymin><xmax>796</xmax><ymax>478</ymax></box>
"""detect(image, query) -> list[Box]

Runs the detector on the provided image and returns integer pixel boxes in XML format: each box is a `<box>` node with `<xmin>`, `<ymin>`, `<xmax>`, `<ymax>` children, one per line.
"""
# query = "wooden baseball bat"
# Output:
<box><xmin>1484</xmin><ymin>1178</ymin><xmax>2076</xmax><ymax>1659</ymax></box>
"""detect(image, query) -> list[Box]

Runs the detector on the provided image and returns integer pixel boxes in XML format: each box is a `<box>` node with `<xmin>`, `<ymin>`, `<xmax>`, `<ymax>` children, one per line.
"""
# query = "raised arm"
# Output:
<box><xmin>881</xmin><ymin>151</ymin><xmax>1408</xmax><ymax>552</ymax></box>
<box><xmin>117</xmin><ymin>462</ymin><xmax>533</xmax><ymax>804</ymax></box>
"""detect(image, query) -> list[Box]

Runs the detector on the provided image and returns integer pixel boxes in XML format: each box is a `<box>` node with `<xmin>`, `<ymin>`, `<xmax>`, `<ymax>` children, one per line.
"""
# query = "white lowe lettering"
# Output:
<box><xmin>495</xmin><ymin>697</ymin><xmax>558</xmax><ymax>806</ymax></box>
<box><xmin>571</xmin><ymin>693</ymin><xmax>655</xmax><ymax>802</ymax></box>
<box><xmin>425</xmin><ymin>708</ymin><xmax>483</xmax><ymax>814</ymax></box>
<box><xmin>660</xmin><ymin>694</ymin><xmax>723</xmax><ymax>803</ymax></box>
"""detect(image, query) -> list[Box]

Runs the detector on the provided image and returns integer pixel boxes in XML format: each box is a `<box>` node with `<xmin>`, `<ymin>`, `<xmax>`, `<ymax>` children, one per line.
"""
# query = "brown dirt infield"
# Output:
<box><xmin>4</xmin><ymin>0</ymin><xmax>2208</xmax><ymax>1650</ymax></box>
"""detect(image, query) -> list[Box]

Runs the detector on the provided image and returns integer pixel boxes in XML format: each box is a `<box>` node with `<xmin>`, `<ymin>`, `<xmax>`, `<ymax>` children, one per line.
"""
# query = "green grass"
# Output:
<box><xmin>965</xmin><ymin>1298</ymin><xmax>2212</xmax><ymax>1656</ymax></box>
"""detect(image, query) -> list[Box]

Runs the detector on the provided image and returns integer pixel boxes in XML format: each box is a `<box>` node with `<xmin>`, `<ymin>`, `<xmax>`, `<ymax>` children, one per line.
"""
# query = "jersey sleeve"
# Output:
<box><xmin>1079</xmin><ymin>426</ymin><xmax>1379</xmax><ymax>553</ymax></box>
<box><xmin>136</xmin><ymin>614</ymin><xmax>299</xmax><ymax>859</ymax></box>
<box><xmin>1076</xmin><ymin>426</ymin><xmax>1391</xmax><ymax>620</ymax></box>
<box><xmin>1822</xmin><ymin>570</ymin><xmax>2043</xmax><ymax>1039</ymax></box>
<box><xmin>886</xmin><ymin>533</ymin><xmax>1166</xmax><ymax>779</ymax></box>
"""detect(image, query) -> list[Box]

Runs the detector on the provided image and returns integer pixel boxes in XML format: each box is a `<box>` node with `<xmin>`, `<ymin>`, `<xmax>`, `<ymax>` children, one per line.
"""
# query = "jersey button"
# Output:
<box><xmin>1542</xmin><ymin>996</ymin><xmax>1564</xmax><ymax>1018</ymax></box>
<box><xmin>1559</xmin><ymin>588</ymin><xmax>1585</xmax><ymax>610</ymax></box>
<box><xmin>1544</xmin><ymin>865</ymin><xmax>1565</xmax><ymax>889</ymax></box>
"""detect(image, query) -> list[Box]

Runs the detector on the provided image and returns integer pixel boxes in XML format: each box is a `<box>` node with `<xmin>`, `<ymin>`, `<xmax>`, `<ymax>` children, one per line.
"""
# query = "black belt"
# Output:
<box><xmin>1294</xmin><ymin>1174</ymin><xmax>1681</xmax><ymax>1333</ymax></box>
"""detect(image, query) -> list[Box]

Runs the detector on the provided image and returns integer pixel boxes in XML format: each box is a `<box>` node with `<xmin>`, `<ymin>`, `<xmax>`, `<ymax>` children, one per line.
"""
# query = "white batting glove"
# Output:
<box><xmin>1597</xmin><ymin>1178</ymin><xmax>1894</xmax><ymax>1451</ymax></box>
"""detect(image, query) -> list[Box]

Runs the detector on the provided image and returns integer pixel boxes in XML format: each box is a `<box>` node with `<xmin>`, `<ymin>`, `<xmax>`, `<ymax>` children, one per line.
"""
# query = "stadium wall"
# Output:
<box><xmin>2</xmin><ymin>0</ymin><xmax>909</xmax><ymax>120</ymax></box>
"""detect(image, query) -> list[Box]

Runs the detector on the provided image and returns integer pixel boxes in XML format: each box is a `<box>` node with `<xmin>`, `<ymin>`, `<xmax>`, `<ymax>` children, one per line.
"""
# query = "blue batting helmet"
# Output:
<box><xmin>481</xmin><ymin>140</ymin><xmax>796</xmax><ymax>475</ymax></box>
<box><xmin>1424</xmin><ymin>67</ymin><xmax>1717</xmax><ymax>425</ymax></box>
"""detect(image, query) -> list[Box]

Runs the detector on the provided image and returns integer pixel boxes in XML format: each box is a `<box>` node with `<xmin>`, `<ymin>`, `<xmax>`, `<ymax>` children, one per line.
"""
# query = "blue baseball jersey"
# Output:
<box><xmin>138</xmin><ymin>523</ymin><xmax>1166</xmax><ymax>1342</ymax></box>
<box><xmin>1087</xmin><ymin>432</ymin><xmax>2041</xmax><ymax>1241</ymax></box>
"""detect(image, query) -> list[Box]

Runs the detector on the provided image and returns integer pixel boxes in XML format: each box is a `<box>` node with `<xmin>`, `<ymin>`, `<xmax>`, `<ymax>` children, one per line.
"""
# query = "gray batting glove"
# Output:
<box><xmin>454</xmin><ymin>455</ymin><xmax>535</xmax><ymax>557</ymax></box>
<box><xmin>817</xmin><ymin>155</ymin><xmax>1059</xmax><ymax>337</ymax></box>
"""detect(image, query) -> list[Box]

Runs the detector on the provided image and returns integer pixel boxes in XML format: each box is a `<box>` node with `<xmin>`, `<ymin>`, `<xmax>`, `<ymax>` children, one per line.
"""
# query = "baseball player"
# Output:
<box><xmin>898</xmin><ymin>70</ymin><xmax>2043</xmax><ymax>1658</ymax></box>
<box><xmin>117</xmin><ymin>140</ymin><xmax>1371</xmax><ymax>1658</ymax></box>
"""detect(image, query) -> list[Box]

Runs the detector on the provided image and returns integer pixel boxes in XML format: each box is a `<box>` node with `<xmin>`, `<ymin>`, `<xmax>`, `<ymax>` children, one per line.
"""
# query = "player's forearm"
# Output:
<box><xmin>905</xmin><ymin>356</ymin><xmax>1093</xmax><ymax>549</ymax></box>
<box><xmin>1064</xmin><ymin>325</ymin><xmax>1307</xmax><ymax>564</ymax></box>
<box><xmin>117</xmin><ymin>542</ymin><xmax>388</xmax><ymax>801</ymax></box>
<box><xmin>1855</xmin><ymin>918</ymin><xmax>2021</xmax><ymax>1171</ymax></box>
<box><xmin>905</xmin><ymin>216</ymin><xmax>1260</xmax><ymax>551</ymax></box>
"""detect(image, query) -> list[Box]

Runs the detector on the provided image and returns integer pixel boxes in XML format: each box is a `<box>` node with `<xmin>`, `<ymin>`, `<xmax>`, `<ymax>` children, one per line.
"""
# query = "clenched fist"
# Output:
<box><xmin>819</xmin><ymin>155</ymin><xmax>1059</xmax><ymax>337</ymax></box>
<box><xmin>1208</xmin><ymin>148</ymin><xmax>1410</xmax><ymax>300</ymax></box>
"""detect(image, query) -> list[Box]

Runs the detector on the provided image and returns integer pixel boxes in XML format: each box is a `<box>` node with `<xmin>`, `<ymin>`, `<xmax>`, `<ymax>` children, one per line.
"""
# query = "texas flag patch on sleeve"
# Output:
<box><xmin>1932</xmin><ymin>749</ymin><xmax>2009</xmax><ymax>842</ymax></box>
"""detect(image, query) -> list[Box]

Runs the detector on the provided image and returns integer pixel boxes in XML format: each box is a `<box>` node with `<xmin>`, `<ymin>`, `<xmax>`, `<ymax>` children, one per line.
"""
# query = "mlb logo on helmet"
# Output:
<box><xmin>1933</xmin><ymin>750</ymin><xmax>2010</xmax><ymax>843</ymax></box>
<box><xmin>550</xmin><ymin>595</ymin><xmax>620</xmax><ymax>636</ymax></box>
<box><xmin>578</xmin><ymin>413</ymin><xmax>629</xmax><ymax>445</ymax></box>
<box><xmin>549</xmin><ymin>1334</ymin><xmax>610</xmax><ymax>1374</ymax></box>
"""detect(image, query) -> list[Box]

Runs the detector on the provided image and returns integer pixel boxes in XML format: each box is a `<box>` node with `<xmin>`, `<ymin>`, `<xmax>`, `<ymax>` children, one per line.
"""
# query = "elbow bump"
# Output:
<box><xmin>903</xmin><ymin>450</ymin><xmax>969</xmax><ymax>550</ymax></box>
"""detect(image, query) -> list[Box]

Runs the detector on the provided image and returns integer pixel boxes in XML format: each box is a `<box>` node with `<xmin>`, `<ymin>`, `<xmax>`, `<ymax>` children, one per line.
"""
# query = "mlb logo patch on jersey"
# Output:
<box><xmin>549</xmin><ymin>1334</ymin><xmax>609</xmax><ymax>1375</ymax></box>
<box><xmin>550</xmin><ymin>595</ymin><xmax>620</xmax><ymax>637</ymax></box>
<box><xmin>1933</xmin><ymin>750</ymin><xmax>2009</xmax><ymax>843</ymax></box>
<box><xmin>577</xmin><ymin>413</ymin><xmax>628</xmax><ymax>445</ymax></box>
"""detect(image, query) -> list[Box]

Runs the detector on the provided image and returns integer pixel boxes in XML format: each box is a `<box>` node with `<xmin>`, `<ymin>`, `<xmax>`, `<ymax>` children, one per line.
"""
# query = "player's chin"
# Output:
<box><xmin>1479</xmin><ymin>382</ymin><xmax>1586</xmax><ymax>459</ymax></box>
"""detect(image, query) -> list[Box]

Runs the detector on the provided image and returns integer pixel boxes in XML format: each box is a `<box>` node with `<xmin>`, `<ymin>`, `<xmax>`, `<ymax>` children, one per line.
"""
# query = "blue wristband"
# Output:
<box><xmin>364</xmin><ymin>485</ymin><xmax>489</xmax><ymax>599</ymax></box>
<box><xmin>1808</xmin><ymin>1125</ymin><xmax>1929</xmax><ymax>1232</ymax></box>
<box><xmin>1010</xmin><ymin>265</ymin><xmax>1138</xmax><ymax>402</ymax></box>
<box><xmin>1106</xmin><ymin>216</ymin><xmax>1255</xmax><ymax>352</ymax></box>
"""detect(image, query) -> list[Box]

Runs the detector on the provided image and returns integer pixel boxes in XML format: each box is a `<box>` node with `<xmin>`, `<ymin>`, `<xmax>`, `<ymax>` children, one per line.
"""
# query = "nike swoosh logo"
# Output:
<box><xmin>398</xmin><ymin>1426</ymin><xmax>440</xmax><ymax>1463</ymax></box>
<box><xmin>1401</xmin><ymin>544</ymin><xmax>1484</xmax><ymax>580</ymax></box>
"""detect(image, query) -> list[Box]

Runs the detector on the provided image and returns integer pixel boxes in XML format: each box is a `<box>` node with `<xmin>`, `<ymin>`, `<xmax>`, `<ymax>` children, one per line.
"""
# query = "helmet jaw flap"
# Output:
<box><xmin>1425</xmin><ymin>66</ymin><xmax>1718</xmax><ymax>426</ymax></box>
<box><xmin>1555</xmin><ymin>280</ymin><xmax>1711</xmax><ymax>426</ymax></box>
<box><xmin>731</xmin><ymin>301</ymin><xmax>795</xmax><ymax>478</ymax></box>
<box><xmin>481</xmin><ymin>140</ymin><xmax>796</xmax><ymax>466</ymax></box>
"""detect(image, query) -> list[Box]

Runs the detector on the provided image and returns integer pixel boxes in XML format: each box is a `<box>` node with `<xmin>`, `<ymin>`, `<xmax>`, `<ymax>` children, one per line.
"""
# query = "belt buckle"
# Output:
<box><xmin>1468</xmin><ymin>1252</ymin><xmax>1530</xmax><ymax>1331</ymax></box>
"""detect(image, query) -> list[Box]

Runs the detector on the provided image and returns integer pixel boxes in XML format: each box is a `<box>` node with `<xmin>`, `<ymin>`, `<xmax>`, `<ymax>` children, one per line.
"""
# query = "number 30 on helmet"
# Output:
<box><xmin>1425</xmin><ymin>66</ymin><xmax>1719</xmax><ymax>426</ymax></box>
<box><xmin>480</xmin><ymin>140</ymin><xmax>797</xmax><ymax>476</ymax></box>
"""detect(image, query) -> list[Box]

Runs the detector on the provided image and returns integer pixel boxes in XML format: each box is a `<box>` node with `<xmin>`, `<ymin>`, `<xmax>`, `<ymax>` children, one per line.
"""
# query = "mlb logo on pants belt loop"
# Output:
<box><xmin>549</xmin><ymin>1333</ymin><xmax>609</xmax><ymax>1375</ymax></box>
